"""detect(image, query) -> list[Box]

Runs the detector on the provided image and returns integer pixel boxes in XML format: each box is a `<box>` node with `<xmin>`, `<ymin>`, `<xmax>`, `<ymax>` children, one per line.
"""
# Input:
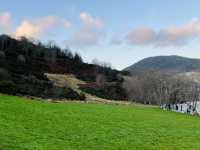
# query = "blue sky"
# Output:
<box><xmin>1</xmin><ymin>0</ymin><xmax>200</xmax><ymax>69</ymax></box>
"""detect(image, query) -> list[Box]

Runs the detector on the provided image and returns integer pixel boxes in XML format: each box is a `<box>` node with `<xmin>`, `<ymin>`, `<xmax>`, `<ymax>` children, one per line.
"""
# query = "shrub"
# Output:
<box><xmin>62</xmin><ymin>87</ymin><xmax>86</xmax><ymax>101</ymax></box>
<box><xmin>0</xmin><ymin>80</ymin><xmax>16</xmax><ymax>94</ymax></box>
<box><xmin>0</xmin><ymin>51</ymin><xmax>5</xmax><ymax>58</ymax></box>
<box><xmin>80</xmin><ymin>83</ymin><xmax>127</xmax><ymax>101</ymax></box>
<box><xmin>79</xmin><ymin>92</ymin><xmax>86</xmax><ymax>101</ymax></box>
<box><xmin>0</xmin><ymin>68</ymin><xmax>11</xmax><ymax>80</ymax></box>
<box><xmin>46</xmin><ymin>86</ymin><xmax>86</xmax><ymax>101</ymax></box>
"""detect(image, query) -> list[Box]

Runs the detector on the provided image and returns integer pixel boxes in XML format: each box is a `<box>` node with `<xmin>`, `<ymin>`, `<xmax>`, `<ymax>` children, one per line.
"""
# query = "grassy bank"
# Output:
<box><xmin>0</xmin><ymin>94</ymin><xmax>200</xmax><ymax>150</ymax></box>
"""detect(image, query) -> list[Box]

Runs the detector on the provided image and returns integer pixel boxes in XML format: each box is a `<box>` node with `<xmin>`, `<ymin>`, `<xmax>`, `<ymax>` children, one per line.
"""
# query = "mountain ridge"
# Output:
<box><xmin>124</xmin><ymin>55</ymin><xmax>200</xmax><ymax>74</ymax></box>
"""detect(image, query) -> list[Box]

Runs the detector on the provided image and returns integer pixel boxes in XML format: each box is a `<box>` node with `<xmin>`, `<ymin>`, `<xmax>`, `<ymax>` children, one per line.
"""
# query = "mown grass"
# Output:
<box><xmin>1</xmin><ymin>94</ymin><xmax>200</xmax><ymax>150</ymax></box>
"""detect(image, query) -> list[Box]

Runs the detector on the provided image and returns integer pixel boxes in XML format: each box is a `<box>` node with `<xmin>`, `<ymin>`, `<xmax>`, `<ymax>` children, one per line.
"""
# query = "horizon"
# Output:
<box><xmin>1</xmin><ymin>0</ymin><xmax>200</xmax><ymax>69</ymax></box>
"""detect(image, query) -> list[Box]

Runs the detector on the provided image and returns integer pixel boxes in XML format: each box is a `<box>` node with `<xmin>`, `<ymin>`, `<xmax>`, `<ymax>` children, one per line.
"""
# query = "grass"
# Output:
<box><xmin>45</xmin><ymin>73</ymin><xmax>86</xmax><ymax>90</ymax></box>
<box><xmin>1</xmin><ymin>94</ymin><xmax>200</xmax><ymax>150</ymax></box>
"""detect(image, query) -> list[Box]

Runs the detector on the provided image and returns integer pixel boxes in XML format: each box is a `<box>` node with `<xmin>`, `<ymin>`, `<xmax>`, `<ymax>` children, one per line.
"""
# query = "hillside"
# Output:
<box><xmin>0</xmin><ymin>34</ymin><xmax>124</xmax><ymax>100</ymax></box>
<box><xmin>177</xmin><ymin>72</ymin><xmax>200</xmax><ymax>83</ymax></box>
<box><xmin>125</xmin><ymin>55</ymin><xmax>200</xmax><ymax>74</ymax></box>
<box><xmin>1</xmin><ymin>94</ymin><xmax>200</xmax><ymax>150</ymax></box>
<box><xmin>45</xmin><ymin>73</ymin><xmax>127</xmax><ymax>102</ymax></box>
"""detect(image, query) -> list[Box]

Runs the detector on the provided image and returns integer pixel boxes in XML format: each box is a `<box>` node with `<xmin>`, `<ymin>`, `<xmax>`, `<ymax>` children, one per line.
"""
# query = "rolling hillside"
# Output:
<box><xmin>0</xmin><ymin>35</ymin><xmax>124</xmax><ymax>101</ymax></box>
<box><xmin>1</xmin><ymin>94</ymin><xmax>200</xmax><ymax>150</ymax></box>
<box><xmin>125</xmin><ymin>55</ymin><xmax>200</xmax><ymax>74</ymax></box>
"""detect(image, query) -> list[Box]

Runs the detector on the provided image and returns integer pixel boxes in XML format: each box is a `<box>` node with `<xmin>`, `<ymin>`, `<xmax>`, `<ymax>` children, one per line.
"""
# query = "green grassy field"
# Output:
<box><xmin>1</xmin><ymin>94</ymin><xmax>200</xmax><ymax>150</ymax></box>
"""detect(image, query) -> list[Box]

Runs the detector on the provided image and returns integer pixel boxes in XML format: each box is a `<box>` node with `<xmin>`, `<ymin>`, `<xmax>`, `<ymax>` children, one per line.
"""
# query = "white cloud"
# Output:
<box><xmin>0</xmin><ymin>12</ymin><xmax>11</xmax><ymax>27</ymax></box>
<box><xmin>80</xmin><ymin>12</ymin><xmax>104</xmax><ymax>28</ymax></box>
<box><xmin>15</xmin><ymin>21</ymin><xmax>40</xmax><ymax>38</ymax></box>
<box><xmin>66</xmin><ymin>28</ymin><xmax>102</xmax><ymax>48</ymax></box>
<box><xmin>62</xmin><ymin>20</ymin><xmax>72</xmax><ymax>28</ymax></box>
<box><xmin>126</xmin><ymin>18</ymin><xmax>200</xmax><ymax>47</ymax></box>
<box><xmin>37</xmin><ymin>16</ymin><xmax>59</xmax><ymax>29</ymax></box>
<box><xmin>127</xmin><ymin>27</ymin><xmax>156</xmax><ymax>45</ymax></box>
<box><xmin>15</xmin><ymin>16</ymin><xmax>71</xmax><ymax>38</ymax></box>
<box><xmin>66</xmin><ymin>12</ymin><xmax>105</xmax><ymax>48</ymax></box>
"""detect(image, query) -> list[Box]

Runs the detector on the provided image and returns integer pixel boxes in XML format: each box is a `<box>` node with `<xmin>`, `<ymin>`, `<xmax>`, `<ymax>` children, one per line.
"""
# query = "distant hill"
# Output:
<box><xmin>124</xmin><ymin>55</ymin><xmax>200</xmax><ymax>74</ymax></box>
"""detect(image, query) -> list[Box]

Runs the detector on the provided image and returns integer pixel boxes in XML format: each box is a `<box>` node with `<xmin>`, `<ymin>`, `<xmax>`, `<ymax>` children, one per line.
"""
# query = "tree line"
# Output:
<box><xmin>123</xmin><ymin>71</ymin><xmax>200</xmax><ymax>107</ymax></box>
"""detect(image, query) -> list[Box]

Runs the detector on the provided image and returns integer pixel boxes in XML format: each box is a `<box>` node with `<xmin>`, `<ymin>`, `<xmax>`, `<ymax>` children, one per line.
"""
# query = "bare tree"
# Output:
<box><xmin>96</xmin><ymin>74</ymin><xmax>107</xmax><ymax>87</ymax></box>
<box><xmin>123</xmin><ymin>70</ymin><xmax>200</xmax><ymax>106</ymax></box>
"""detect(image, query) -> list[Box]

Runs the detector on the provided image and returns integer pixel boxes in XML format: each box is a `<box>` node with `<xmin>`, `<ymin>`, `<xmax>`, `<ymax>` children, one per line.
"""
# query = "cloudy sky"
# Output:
<box><xmin>1</xmin><ymin>0</ymin><xmax>200</xmax><ymax>69</ymax></box>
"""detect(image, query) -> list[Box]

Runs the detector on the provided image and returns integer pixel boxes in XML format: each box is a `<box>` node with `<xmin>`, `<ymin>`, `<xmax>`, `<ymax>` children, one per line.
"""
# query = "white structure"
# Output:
<box><xmin>161</xmin><ymin>102</ymin><xmax>200</xmax><ymax>115</ymax></box>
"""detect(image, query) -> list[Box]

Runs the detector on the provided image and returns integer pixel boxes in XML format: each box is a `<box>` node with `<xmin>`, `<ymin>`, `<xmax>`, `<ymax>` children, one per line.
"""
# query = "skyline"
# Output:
<box><xmin>1</xmin><ymin>1</ymin><xmax>200</xmax><ymax>69</ymax></box>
